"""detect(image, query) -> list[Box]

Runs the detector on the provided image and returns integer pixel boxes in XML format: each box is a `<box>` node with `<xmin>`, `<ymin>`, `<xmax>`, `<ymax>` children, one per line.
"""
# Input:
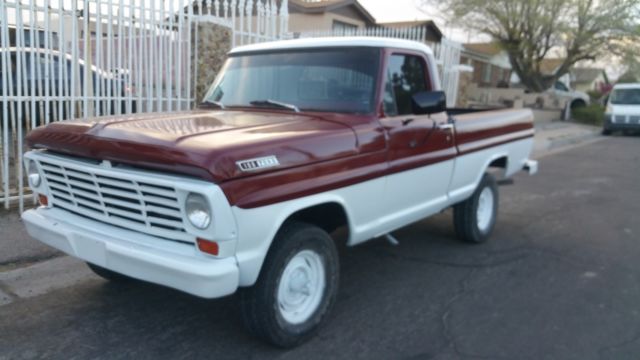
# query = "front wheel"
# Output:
<box><xmin>453</xmin><ymin>173</ymin><xmax>499</xmax><ymax>243</ymax></box>
<box><xmin>239</xmin><ymin>222</ymin><xmax>339</xmax><ymax>348</ymax></box>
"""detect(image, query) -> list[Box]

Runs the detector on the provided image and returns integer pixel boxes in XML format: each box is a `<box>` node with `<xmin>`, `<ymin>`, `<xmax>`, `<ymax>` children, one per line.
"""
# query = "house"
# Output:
<box><xmin>571</xmin><ymin>67</ymin><xmax>609</xmax><ymax>92</ymax></box>
<box><xmin>287</xmin><ymin>0</ymin><xmax>444</xmax><ymax>44</ymax></box>
<box><xmin>461</xmin><ymin>43</ymin><xmax>512</xmax><ymax>88</ymax></box>
<box><xmin>288</xmin><ymin>0</ymin><xmax>377</xmax><ymax>34</ymax></box>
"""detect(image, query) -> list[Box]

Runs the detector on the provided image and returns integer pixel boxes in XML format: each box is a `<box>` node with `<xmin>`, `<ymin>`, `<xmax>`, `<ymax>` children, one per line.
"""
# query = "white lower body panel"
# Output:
<box><xmin>22</xmin><ymin>207</ymin><xmax>239</xmax><ymax>299</ymax></box>
<box><xmin>233</xmin><ymin>137</ymin><xmax>535</xmax><ymax>286</ymax></box>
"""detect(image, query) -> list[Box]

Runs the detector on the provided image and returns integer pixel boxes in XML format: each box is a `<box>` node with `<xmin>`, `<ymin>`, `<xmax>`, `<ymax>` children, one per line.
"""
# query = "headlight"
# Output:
<box><xmin>185</xmin><ymin>193</ymin><xmax>211</xmax><ymax>229</ymax></box>
<box><xmin>28</xmin><ymin>160</ymin><xmax>41</xmax><ymax>188</ymax></box>
<box><xmin>605</xmin><ymin>104</ymin><xmax>612</xmax><ymax>114</ymax></box>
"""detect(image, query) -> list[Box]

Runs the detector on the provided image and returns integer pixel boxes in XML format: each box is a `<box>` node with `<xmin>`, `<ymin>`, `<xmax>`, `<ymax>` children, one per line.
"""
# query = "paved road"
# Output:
<box><xmin>1</xmin><ymin>136</ymin><xmax>639</xmax><ymax>359</ymax></box>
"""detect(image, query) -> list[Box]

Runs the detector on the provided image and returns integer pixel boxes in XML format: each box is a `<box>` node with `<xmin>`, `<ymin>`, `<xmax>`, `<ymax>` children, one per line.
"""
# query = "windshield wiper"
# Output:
<box><xmin>200</xmin><ymin>99</ymin><xmax>226</xmax><ymax>109</ymax></box>
<box><xmin>249</xmin><ymin>99</ymin><xmax>300</xmax><ymax>113</ymax></box>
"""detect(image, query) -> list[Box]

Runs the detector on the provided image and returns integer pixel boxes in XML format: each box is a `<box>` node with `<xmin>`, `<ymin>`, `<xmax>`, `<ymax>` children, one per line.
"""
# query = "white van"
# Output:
<box><xmin>603</xmin><ymin>83</ymin><xmax>640</xmax><ymax>135</ymax></box>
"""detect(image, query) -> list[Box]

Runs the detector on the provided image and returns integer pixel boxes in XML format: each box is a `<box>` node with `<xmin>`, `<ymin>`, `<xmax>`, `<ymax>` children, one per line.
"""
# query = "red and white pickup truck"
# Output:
<box><xmin>22</xmin><ymin>37</ymin><xmax>537</xmax><ymax>347</ymax></box>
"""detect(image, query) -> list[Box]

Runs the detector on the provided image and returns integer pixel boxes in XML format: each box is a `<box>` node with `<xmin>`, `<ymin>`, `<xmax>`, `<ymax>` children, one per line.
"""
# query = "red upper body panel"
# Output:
<box><xmin>26</xmin><ymin>109</ymin><xmax>385</xmax><ymax>183</ymax></box>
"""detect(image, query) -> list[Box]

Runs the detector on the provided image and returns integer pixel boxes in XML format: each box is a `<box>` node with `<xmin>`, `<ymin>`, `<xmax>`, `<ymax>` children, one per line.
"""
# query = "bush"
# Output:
<box><xmin>572</xmin><ymin>104</ymin><xmax>605</xmax><ymax>126</ymax></box>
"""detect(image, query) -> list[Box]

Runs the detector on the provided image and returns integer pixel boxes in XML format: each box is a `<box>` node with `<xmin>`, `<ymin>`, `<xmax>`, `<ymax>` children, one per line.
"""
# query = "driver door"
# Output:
<box><xmin>381</xmin><ymin>52</ymin><xmax>457</xmax><ymax>225</ymax></box>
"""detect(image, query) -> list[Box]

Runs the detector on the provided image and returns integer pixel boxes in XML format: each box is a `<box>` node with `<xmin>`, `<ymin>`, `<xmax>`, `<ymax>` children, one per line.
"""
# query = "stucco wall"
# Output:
<box><xmin>191</xmin><ymin>22</ymin><xmax>232</xmax><ymax>104</ymax></box>
<box><xmin>288</xmin><ymin>13</ymin><xmax>365</xmax><ymax>33</ymax></box>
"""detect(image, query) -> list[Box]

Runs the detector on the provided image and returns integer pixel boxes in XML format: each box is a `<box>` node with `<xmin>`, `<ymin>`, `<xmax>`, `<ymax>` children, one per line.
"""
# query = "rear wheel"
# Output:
<box><xmin>602</xmin><ymin>127</ymin><xmax>612</xmax><ymax>135</ymax></box>
<box><xmin>453</xmin><ymin>173</ymin><xmax>499</xmax><ymax>243</ymax></box>
<box><xmin>86</xmin><ymin>263</ymin><xmax>132</xmax><ymax>282</ymax></box>
<box><xmin>239</xmin><ymin>222</ymin><xmax>339</xmax><ymax>348</ymax></box>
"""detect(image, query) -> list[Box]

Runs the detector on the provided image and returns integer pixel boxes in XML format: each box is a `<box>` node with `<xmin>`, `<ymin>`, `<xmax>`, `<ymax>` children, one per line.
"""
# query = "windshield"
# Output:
<box><xmin>610</xmin><ymin>88</ymin><xmax>640</xmax><ymax>105</ymax></box>
<box><xmin>202</xmin><ymin>48</ymin><xmax>381</xmax><ymax>114</ymax></box>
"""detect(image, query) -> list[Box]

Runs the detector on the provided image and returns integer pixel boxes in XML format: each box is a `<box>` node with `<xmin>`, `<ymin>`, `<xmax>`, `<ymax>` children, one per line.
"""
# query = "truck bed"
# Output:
<box><xmin>451</xmin><ymin>108</ymin><xmax>535</xmax><ymax>155</ymax></box>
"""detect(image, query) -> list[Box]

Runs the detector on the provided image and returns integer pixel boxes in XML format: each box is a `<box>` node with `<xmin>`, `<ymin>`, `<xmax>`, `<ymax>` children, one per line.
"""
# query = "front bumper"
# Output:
<box><xmin>604</xmin><ymin>115</ymin><xmax>640</xmax><ymax>131</ymax></box>
<box><xmin>22</xmin><ymin>207</ymin><xmax>239</xmax><ymax>298</ymax></box>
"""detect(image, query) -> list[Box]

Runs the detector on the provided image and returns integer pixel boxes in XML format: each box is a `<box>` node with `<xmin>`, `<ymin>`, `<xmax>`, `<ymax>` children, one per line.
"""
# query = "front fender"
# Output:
<box><xmin>232</xmin><ymin>193</ymin><xmax>353</xmax><ymax>286</ymax></box>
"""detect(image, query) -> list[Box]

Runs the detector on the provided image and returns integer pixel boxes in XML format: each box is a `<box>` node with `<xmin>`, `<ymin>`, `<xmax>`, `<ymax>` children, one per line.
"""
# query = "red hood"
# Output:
<box><xmin>26</xmin><ymin>109</ymin><xmax>360</xmax><ymax>182</ymax></box>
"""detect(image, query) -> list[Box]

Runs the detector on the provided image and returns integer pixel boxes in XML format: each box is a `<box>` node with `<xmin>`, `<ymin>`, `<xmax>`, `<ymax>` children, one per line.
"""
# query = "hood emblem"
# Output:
<box><xmin>236</xmin><ymin>156</ymin><xmax>280</xmax><ymax>172</ymax></box>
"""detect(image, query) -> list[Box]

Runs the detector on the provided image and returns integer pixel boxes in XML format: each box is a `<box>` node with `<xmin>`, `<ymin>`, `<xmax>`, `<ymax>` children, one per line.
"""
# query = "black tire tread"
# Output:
<box><xmin>239</xmin><ymin>222</ymin><xmax>339</xmax><ymax>348</ymax></box>
<box><xmin>453</xmin><ymin>173</ymin><xmax>498</xmax><ymax>244</ymax></box>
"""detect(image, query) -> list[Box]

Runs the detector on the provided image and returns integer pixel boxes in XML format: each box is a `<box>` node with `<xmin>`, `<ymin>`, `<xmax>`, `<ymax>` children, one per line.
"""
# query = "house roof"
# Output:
<box><xmin>463</xmin><ymin>42</ymin><xmax>503</xmax><ymax>57</ymax></box>
<box><xmin>572</xmin><ymin>67</ymin><xmax>608</xmax><ymax>84</ymax></box>
<box><xmin>539</xmin><ymin>58</ymin><xmax>565</xmax><ymax>75</ymax></box>
<box><xmin>288</xmin><ymin>0</ymin><xmax>376</xmax><ymax>24</ymax></box>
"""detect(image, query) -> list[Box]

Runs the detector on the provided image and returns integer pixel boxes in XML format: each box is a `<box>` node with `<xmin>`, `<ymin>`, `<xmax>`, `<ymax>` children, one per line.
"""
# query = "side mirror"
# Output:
<box><xmin>412</xmin><ymin>91</ymin><xmax>446</xmax><ymax>115</ymax></box>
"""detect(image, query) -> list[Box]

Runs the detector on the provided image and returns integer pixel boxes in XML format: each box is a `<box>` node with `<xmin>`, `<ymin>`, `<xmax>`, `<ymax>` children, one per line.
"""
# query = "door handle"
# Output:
<box><xmin>437</xmin><ymin>123</ymin><xmax>454</xmax><ymax>131</ymax></box>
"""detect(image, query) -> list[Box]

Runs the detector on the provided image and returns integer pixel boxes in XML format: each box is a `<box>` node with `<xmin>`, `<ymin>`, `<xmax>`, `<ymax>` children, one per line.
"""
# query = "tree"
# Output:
<box><xmin>617</xmin><ymin>51</ymin><xmax>640</xmax><ymax>83</ymax></box>
<box><xmin>421</xmin><ymin>0</ymin><xmax>640</xmax><ymax>92</ymax></box>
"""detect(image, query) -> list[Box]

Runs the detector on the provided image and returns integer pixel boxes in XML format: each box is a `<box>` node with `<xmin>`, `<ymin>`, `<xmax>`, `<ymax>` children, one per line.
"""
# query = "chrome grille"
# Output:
<box><xmin>38</xmin><ymin>159</ymin><xmax>189</xmax><ymax>241</ymax></box>
<box><xmin>614</xmin><ymin>115</ymin><xmax>627</xmax><ymax>123</ymax></box>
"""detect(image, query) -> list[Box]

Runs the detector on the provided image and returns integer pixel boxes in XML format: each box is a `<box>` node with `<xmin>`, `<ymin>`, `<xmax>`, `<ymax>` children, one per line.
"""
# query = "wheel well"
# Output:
<box><xmin>571</xmin><ymin>99</ymin><xmax>586</xmax><ymax>109</ymax></box>
<box><xmin>284</xmin><ymin>202</ymin><xmax>350</xmax><ymax>244</ymax></box>
<box><xmin>488</xmin><ymin>156</ymin><xmax>508</xmax><ymax>177</ymax></box>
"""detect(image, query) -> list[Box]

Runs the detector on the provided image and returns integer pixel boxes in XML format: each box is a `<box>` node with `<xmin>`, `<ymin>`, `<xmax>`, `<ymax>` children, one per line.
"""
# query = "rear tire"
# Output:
<box><xmin>86</xmin><ymin>263</ymin><xmax>132</xmax><ymax>282</ymax></box>
<box><xmin>453</xmin><ymin>173</ymin><xmax>499</xmax><ymax>243</ymax></box>
<box><xmin>239</xmin><ymin>222</ymin><xmax>339</xmax><ymax>348</ymax></box>
<box><xmin>602</xmin><ymin>128</ymin><xmax>612</xmax><ymax>135</ymax></box>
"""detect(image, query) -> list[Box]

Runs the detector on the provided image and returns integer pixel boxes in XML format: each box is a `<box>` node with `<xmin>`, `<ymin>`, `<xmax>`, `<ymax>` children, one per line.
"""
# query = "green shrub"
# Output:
<box><xmin>572</xmin><ymin>104</ymin><xmax>605</xmax><ymax>126</ymax></box>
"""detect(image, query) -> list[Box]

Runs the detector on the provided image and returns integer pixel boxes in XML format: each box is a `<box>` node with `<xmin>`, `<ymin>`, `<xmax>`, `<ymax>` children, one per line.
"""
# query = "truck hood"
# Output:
<box><xmin>26</xmin><ymin>110</ymin><xmax>359</xmax><ymax>182</ymax></box>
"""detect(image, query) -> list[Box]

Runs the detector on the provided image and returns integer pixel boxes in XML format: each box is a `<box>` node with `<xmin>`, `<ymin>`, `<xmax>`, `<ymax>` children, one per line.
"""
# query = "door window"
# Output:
<box><xmin>383</xmin><ymin>54</ymin><xmax>428</xmax><ymax>116</ymax></box>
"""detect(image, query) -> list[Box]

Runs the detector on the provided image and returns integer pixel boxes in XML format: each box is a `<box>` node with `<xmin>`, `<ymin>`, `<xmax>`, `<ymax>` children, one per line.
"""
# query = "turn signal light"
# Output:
<box><xmin>197</xmin><ymin>238</ymin><xmax>219</xmax><ymax>256</ymax></box>
<box><xmin>38</xmin><ymin>194</ymin><xmax>48</xmax><ymax>206</ymax></box>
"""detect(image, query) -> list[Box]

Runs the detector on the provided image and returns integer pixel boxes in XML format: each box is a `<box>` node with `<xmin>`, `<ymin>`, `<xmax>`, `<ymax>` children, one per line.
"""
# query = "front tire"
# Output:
<box><xmin>453</xmin><ymin>173</ymin><xmax>499</xmax><ymax>243</ymax></box>
<box><xmin>239</xmin><ymin>222</ymin><xmax>339</xmax><ymax>348</ymax></box>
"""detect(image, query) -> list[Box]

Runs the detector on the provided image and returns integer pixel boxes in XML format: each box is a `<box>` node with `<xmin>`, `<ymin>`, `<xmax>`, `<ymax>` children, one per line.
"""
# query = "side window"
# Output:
<box><xmin>555</xmin><ymin>81</ymin><xmax>569</xmax><ymax>92</ymax></box>
<box><xmin>383</xmin><ymin>54</ymin><xmax>428</xmax><ymax>116</ymax></box>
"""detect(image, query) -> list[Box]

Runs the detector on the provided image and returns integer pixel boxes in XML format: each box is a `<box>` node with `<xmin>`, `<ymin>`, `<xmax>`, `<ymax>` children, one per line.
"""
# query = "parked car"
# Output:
<box><xmin>602</xmin><ymin>83</ymin><xmax>640</xmax><ymax>135</ymax></box>
<box><xmin>549</xmin><ymin>80</ymin><xmax>590</xmax><ymax>109</ymax></box>
<box><xmin>21</xmin><ymin>37</ymin><xmax>538</xmax><ymax>347</ymax></box>
<box><xmin>0</xmin><ymin>47</ymin><xmax>133</xmax><ymax>124</ymax></box>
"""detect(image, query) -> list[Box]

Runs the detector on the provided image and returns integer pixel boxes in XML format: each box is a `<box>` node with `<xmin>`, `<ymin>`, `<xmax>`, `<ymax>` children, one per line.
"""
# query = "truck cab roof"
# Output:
<box><xmin>229</xmin><ymin>36</ymin><xmax>435</xmax><ymax>56</ymax></box>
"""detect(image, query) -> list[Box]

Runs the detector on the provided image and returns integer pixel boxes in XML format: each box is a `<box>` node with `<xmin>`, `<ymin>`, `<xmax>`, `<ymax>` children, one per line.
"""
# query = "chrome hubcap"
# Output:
<box><xmin>277</xmin><ymin>250</ymin><xmax>325</xmax><ymax>324</ymax></box>
<box><xmin>476</xmin><ymin>187</ymin><xmax>494</xmax><ymax>232</ymax></box>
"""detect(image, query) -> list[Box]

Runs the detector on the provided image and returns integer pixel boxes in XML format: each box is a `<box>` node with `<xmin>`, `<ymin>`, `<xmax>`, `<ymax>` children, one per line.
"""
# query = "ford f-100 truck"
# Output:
<box><xmin>22</xmin><ymin>37</ymin><xmax>538</xmax><ymax>347</ymax></box>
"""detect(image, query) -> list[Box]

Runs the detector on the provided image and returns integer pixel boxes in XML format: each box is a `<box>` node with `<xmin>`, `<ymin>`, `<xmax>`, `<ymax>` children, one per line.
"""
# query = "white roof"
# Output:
<box><xmin>230</xmin><ymin>37</ymin><xmax>435</xmax><ymax>56</ymax></box>
<box><xmin>613</xmin><ymin>83</ymin><xmax>640</xmax><ymax>90</ymax></box>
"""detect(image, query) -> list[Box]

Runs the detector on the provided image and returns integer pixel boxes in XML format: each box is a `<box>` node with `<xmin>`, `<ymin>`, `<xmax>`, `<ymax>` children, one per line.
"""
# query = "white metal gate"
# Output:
<box><xmin>1</xmin><ymin>0</ymin><xmax>288</xmax><ymax>211</ymax></box>
<box><xmin>432</xmin><ymin>38</ymin><xmax>463</xmax><ymax>107</ymax></box>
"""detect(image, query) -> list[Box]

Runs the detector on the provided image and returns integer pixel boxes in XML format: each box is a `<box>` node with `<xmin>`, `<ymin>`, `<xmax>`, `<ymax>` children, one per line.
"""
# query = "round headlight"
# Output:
<box><xmin>185</xmin><ymin>193</ymin><xmax>211</xmax><ymax>229</ymax></box>
<box><xmin>28</xmin><ymin>160</ymin><xmax>41</xmax><ymax>188</ymax></box>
